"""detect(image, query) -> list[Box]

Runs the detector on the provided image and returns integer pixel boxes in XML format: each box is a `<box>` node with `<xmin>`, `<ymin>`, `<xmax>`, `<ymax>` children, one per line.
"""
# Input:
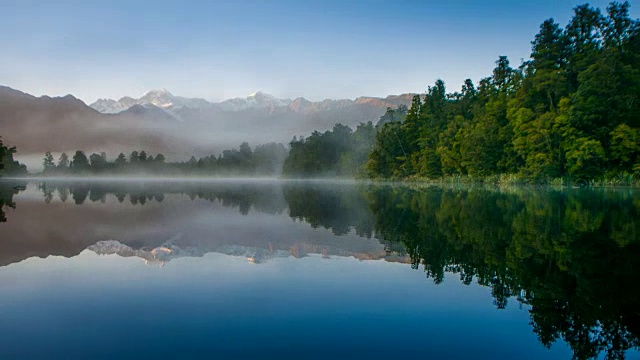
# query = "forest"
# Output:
<box><xmin>283</xmin><ymin>2</ymin><xmax>640</xmax><ymax>184</ymax></box>
<box><xmin>38</xmin><ymin>142</ymin><xmax>288</xmax><ymax>177</ymax></box>
<box><xmin>364</xmin><ymin>1</ymin><xmax>640</xmax><ymax>183</ymax></box>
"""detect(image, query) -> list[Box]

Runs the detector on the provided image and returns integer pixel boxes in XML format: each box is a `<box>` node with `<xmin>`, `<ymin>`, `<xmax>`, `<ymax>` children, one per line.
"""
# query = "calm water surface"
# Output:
<box><xmin>0</xmin><ymin>179</ymin><xmax>638</xmax><ymax>359</ymax></box>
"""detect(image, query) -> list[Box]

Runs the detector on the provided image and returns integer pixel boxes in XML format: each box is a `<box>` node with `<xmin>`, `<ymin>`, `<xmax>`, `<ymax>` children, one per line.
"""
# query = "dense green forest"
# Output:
<box><xmin>365</xmin><ymin>2</ymin><xmax>640</xmax><ymax>183</ymax></box>
<box><xmin>280</xmin><ymin>2</ymin><xmax>640</xmax><ymax>183</ymax></box>
<box><xmin>282</xmin><ymin>122</ymin><xmax>377</xmax><ymax>177</ymax></box>
<box><xmin>40</xmin><ymin>142</ymin><xmax>288</xmax><ymax>176</ymax></box>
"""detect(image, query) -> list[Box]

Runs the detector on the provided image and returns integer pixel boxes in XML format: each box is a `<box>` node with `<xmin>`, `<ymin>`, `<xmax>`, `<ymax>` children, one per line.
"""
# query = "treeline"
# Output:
<box><xmin>364</xmin><ymin>2</ymin><xmax>639</xmax><ymax>183</ymax></box>
<box><xmin>282</xmin><ymin>122</ymin><xmax>376</xmax><ymax>177</ymax></box>
<box><xmin>42</xmin><ymin>142</ymin><xmax>288</xmax><ymax>176</ymax></box>
<box><xmin>0</xmin><ymin>137</ymin><xmax>27</xmax><ymax>177</ymax></box>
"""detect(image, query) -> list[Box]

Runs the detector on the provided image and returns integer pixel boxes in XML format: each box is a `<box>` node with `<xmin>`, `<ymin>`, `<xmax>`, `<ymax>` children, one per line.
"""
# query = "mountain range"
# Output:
<box><xmin>0</xmin><ymin>86</ymin><xmax>413</xmax><ymax>168</ymax></box>
<box><xmin>89</xmin><ymin>88</ymin><xmax>412</xmax><ymax>116</ymax></box>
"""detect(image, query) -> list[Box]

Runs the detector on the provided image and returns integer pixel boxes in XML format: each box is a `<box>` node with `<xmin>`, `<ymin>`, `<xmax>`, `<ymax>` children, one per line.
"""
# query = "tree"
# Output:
<box><xmin>129</xmin><ymin>151</ymin><xmax>139</xmax><ymax>164</ymax></box>
<box><xmin>0</xmin><ymin>138</ymin><xmax>7</xmax><ymax>173</ymax></box>
<box><xmin>0</xmin><ymin>139</ymin><xmax>27</xmax><ymax>176</ymax></box>
<box><xmin>609</xmin><ymin>123</ymin><xmax>639</xmax><ymax>171</ymax></box>
<box><xmin>43</xmin><ymin>152</ymin><xmax>55</xmax><ymax>173</ymax></box>
<box><xmin>565</xmin><ymin>137</ymin><xmax>606</xmax><ymax>181</ymax></box>
<box><xmin>70</xmin><ymin>151</ymin><xmax>90</xmax><ymax>172</ymax></box>
<box><xmin>57</xmin><ymin>153</ymin><xmax>69</xmax><ymax>170</ymax></box>
<box><xmin>530</xmin><ymin>18</ymin><xmax>569</xmax><ymax>110</ymax></box>
<box><xmin>89</xmin><ymin>153</ymin><xmax>107</xmax><ymax>170</ymax></box>
<box><xmin>602</xmin><ymin>1</ymin><xmax>633</xmax><ymax>51</ymax></box>
<box><xmin>115</xmin><ymin>153</ymin><xmax>127</xmax><ymax>166</ymax></box>
<box><xmin>565</xmin><ymin>3</ymin><xmax>604</xmax><ymax>89</ymax></box>
<box><xmin>367</xmin><ymin>121</ymin><xmax>407</xmax><ymax>178</ymax></box>
<box><xmin>376</xmin><ymin>105</ymin><xmax>408</xmax><ymax>127</ymax></box>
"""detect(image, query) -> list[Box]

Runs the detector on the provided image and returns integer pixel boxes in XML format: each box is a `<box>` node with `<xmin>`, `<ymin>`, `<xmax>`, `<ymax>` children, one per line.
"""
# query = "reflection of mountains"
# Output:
<box><xmin>88</xmin><ymin>239</ymin><xmax>407</xmax><ymax>266</ymax></box>
<box><xmin>0</xmin><ymin>181</ymin><xmax>408</xmax><ymax>268</ymax></box>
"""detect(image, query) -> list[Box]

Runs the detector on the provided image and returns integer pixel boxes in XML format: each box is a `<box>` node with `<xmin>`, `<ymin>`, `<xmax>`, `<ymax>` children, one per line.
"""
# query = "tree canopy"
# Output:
<box><xmin>365</xmin><ymin>2</ymin><xmax>640</xmax><ymax>183</ymax></box>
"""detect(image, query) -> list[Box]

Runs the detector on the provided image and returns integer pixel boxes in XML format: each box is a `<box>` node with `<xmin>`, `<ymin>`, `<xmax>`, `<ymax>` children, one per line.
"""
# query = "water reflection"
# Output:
<box><xmin>1</xmin><ymin>180</ymin><xmax>639</xmax><ymax>359</ymax></box>
<box><xmin>0</xmin><ymin>181</ymin><xmax>25</xmax><ymax>222</ymax></box>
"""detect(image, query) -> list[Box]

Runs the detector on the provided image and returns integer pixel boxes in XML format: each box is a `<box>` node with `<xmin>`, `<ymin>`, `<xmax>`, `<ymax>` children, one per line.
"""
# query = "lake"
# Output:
<box><xmin>0</xmin><ymin>179</ymin><xmax>638</xmax><ymax>359</ymax></box>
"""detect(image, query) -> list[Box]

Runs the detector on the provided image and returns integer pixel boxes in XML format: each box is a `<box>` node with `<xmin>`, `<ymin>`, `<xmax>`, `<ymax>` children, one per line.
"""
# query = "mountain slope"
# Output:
<box><xmin>1</xmin><ymin>86</ymin><xmax>413</xmax><ymax>168</ymax></box>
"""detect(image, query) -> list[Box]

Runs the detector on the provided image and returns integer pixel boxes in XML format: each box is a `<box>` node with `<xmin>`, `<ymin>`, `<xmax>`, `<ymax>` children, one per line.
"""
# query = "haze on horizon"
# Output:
<box><xmin>2</xmin><ymin>0</ymin><xmax>634</xmax><ymax>104</ymax></box>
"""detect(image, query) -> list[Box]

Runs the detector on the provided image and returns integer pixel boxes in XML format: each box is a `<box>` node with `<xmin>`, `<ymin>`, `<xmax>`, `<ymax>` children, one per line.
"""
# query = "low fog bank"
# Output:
<box><xmin>2</xmin><ymin>176</ymin><xmax>363</xmax><ymax>185</ymax></box>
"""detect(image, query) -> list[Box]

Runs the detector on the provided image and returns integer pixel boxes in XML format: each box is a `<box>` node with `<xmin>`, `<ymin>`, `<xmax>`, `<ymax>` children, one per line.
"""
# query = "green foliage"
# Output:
<box><xmin>366</xmin><ymin>2</ymin><xmax>640</xmax><ymax>184</ymax></box>
<box><xmin>376</xmin><ymin>105</ymin><xmax>408</xmax><ymax>127</ymax></box>
<box><xmin>565</xmin><ymin>137</ymin><xmax>607</xmax><ymax>181</ymax></box>
<box><xmin>367</xmin><ymin>121</ymin><xmax>407</xmax><ymax>178</ymax></box>
<box><xmin>609</xmin><ymin>124</ymin><xmax>640</xmax><ymax>170</ymax></box>
<box><xmin>283</xmin><ymin>123</ymin><xmax>375</xmax><ymax>177</ymax></box>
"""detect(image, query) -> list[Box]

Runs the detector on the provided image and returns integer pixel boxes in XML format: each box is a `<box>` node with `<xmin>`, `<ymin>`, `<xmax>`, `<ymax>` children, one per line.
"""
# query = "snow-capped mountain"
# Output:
<box><xmin>90</xmin><ymin>98</ymin><xmax>129</xmax><ymax>114</ymax></box>
<box><xmin>218</xmin><ymin>91</ymin><xmax>292</xmax><ymax>111</ymax></box>
<box><xmin>86</xmin><ymin>240</ymin><xmax>410</xmax><ymax>266</ymax></box>
<box><xmin>90</xmin><ymin>89</ymin><xmax>212</xmax><ymax>114</ymax></box>
<box><xmin>88</xmin><ymin>240</ymin><xmax>206</xmax><ymax>266</ymax></box>
<box><xmin>1</xmin><ymin>85</ymin><xmax>413</xmax><ymax>160</ymax></box>
<box><xmin>89</xmin><ymin>89</ymin><xmax>412</xmax><ymax>117</ymax></box>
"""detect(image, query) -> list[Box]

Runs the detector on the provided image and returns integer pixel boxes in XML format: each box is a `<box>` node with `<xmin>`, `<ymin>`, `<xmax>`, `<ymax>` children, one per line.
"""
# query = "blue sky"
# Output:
<box><xmin>1</xmin><ymin>0</ymin><xmax>636</xmax><ymax>103</ymax></box>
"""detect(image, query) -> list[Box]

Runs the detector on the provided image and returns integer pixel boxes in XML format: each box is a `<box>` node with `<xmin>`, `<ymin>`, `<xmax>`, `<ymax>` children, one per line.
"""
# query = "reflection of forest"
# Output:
<box><xmin>35</xmin><ymin>180</ymin><xmax>289</xmax><ymax>215</ymax></box>
<box><xmin>365</xmin><ymin>186</ymin><xmax>640</xmax><ymax>359</ymax></box>
<box><xmin>2</xmin><ymin>181</ymin><xmax>640</xmax><ymax>358</ymax></box>
<box><xmin>0</xmin><ymin>181</ymin><xmax>26</xmax><ymax>222</ymax></box>
<box><xmin>0</xmin><ymin>180</ymin><xmax>405</xmax><ymax>268</ymax></box>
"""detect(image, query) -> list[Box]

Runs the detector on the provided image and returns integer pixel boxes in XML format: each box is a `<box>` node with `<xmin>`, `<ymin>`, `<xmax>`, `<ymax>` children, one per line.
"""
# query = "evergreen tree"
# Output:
<box><xmin>115</xmin><ymin>153</ymin><xmax>127</xmax><ymax>166</ymax></box>
<box><xmin>43</xmin><ymin>152</ymin><xmax>55</xmax><ymax>173</ymax></box>
<box><xmin>70</xmin><ymin>151</ymin><xmax>90</xmax><ymax>172</ymax></box>
<box><xmin>129</xmin><ymin>151</ymin><xmax>139</xmax><ymax>164</ymax></box>
<box><xmin>57</xmin><ymin>153</ymin><xmax>69</xmax><ymax>170</ymax></box>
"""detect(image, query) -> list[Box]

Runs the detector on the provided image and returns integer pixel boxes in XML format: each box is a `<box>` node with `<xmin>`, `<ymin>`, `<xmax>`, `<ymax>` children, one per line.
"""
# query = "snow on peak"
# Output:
<box><xmin>144</xmin><ymin>88</ymin><xmax>172</xmax><ymax>96</ymax></box>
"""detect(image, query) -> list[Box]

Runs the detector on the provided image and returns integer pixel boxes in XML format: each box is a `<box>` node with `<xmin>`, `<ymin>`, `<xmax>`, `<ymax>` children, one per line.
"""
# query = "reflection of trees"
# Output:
<box><xmin>37</xmin><ymin>181</ymin><xmax>288</xmax><ymax>215</ymax></box>
<box><xmin>29</xmin><ymin>181</ymin><xmax>640</xmax><ymax>358</ymax></box>
<box><xmin>366</xmin><ymin>187</ymin><xmax>640</xmax><ymax>359</ymax></box>
<box><xmin>283</xmin><ymin>182</ymin><xmax>375</xmax><ymax>237</ymax></box>
<box><xmin>0</xmin><ymin>181</ymin><xmax>26</xmax><ymax>222</ymax></box>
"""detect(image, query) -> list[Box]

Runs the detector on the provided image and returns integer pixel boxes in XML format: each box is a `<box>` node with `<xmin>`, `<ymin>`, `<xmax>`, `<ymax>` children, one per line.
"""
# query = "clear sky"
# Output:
<box><xmin>1</xmin><ymin>0</ymin><xmax>636</xmax><ymax>103</ymax></box>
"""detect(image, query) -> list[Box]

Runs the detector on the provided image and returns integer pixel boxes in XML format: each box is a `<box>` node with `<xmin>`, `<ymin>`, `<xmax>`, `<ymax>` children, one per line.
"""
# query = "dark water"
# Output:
<box><xmin>0</xmin><ymin>179</ymin><xmax>639</xmax><ymax>359</ymax></box>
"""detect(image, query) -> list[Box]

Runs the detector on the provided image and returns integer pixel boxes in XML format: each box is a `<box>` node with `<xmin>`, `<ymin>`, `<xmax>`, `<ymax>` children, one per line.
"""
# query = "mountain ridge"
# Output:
<box><xmin>88</xmin><ymin>88</ymin><xmax>414</xmax><ymax>117</ymax></box>
<box><xmin>0</xmin><ymin>85</ymin><xmax>414</xmax><ymax>169</ymax></box>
